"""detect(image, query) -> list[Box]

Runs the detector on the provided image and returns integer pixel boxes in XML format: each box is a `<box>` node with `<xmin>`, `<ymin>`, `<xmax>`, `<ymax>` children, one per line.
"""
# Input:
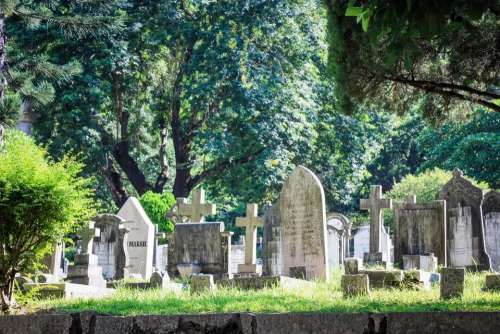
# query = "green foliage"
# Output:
<box><xmin>0</xmin><ymin>129</ymin><xmax>95</xmax><ymax>311</ymax></box>
<box><xmin>324</xmin><ymin>0</ymin><xmax>500</xmax><ymax>116</ymax></box>
<box><xmin>33</xmin><ymin>271</ymin><xmax>500</xmax><ymax>314</ymax></box>
<box><xmin>418</xmin><ymin>110</ymin><xmax>500</xmax><ymax>189</ymax></box>
<box><xmin>139</xmin><ymin>191</ymin><xmax>175</xmax><ymax>234</ymax></box>
<box><xmin>388</xmin><ymin>168</ymin><xmax>453</xmax><ymax>203</ymax></box>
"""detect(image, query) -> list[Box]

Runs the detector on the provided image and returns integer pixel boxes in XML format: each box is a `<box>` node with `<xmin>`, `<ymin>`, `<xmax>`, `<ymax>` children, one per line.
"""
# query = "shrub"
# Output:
<box><xmin>0</xmin><ymin>130</ymin><xmax>95</xmax><ymax>312</ymax></box>
<box><xmin>139</xmin><ymin>191</ymin><xmax>175</xmax><ymax>235</ymax></box>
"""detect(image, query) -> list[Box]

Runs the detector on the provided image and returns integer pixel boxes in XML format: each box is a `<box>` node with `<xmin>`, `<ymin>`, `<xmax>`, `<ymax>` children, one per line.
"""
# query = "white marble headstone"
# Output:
<box><xmin>118</xmin><ymin>197</ymin><xmax>155</xmax><ymax>280</ymax></box>
<box><xmin>353</xmin><ymin>225</ymin><xmax>392</xmax><ymax>263</ymax></box>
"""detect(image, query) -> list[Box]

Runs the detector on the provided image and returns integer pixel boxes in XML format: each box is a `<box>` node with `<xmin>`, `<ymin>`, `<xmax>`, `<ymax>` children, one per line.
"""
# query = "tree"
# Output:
<box><xmin>139</xmin><ymin>191</ymin><xmax>175</xmax><ymax>234</ymax></box>
<box><xmin>0</xmin><ymin>0</ymin><xmax>119</xmax><ymax>127</ymax></box>
<box><xmin>35</xmin><ymin>0</ymin><xmax>325</xmax><ymax>207</ymax></box>
<box><xmin>418</xmin><ymin>110</ymin><xmax>500</xmax><ymax>188</ymax></box>
<box><xmin>0</xmin><ymin>129</ymin><xmax>95</xmax><ymax>312</ymax></box>
<box><xmin>324</xmin><ymin>0</ymin><xmax>500</xmax><ymax>117</ymax></box>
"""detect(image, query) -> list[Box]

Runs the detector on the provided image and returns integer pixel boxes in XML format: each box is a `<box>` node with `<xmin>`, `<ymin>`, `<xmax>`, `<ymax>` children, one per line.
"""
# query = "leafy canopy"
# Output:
<box><xmin>139</xmin><ymin>191</ymin><xmax>175</xmax><ymax>234</ymax></box>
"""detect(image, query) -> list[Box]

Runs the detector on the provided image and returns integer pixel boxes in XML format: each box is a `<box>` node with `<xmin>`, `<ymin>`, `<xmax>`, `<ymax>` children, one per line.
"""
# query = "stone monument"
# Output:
<box><xmin>262</xmin><ymin>166</ymin><xmax>329</xmax><ymax>280</ymax></box>
<box><xmin>438</xmin><ymin>169</ymin><xmax>491</xmax><ymax>270</ymax></box>
<box><xmin>67</xmin><ymin>222</ymin><xmax>106</xmax><ymax>288</ymax></box>
<box><xmin>326</xmin><ymin>213</ymin><xmax>351</xmax><ymax>268</ymax></box>
<box><xmin>177</xmin><ymin>188</ymin><xmax>216</xmax><ymax>223</ymax></box>
<box><xmin>92</xmin><ymin>214</ymin><xmax>130</xmax><ymax>280</ymax></box>
<box><xmin>394</xmin><ymin>195</ymin><xmax>447</xmax><ymax>267</ymax></box>
<box><xmin>118</xmin><ymin>197</ymin><xmax>155</xmax><ymax>279</ymax></box>
<box><xmin>236</xmin><ymin>203</ymin><xmax>263</xmax><ymax>275</ymax></box>
<box><xmin>483</xmin><ymin>190</ymin><xmax>500</xmax><ymax>271</ymax></box>
<box><xmin>352</xmin><ymin>225</ymin><xmax>392</xmax><ymax>264</ymax></box>
<box><xmin>360</xmin><ymin>185</ymin><xmax>393</xmax><ymax>266</ymax></box>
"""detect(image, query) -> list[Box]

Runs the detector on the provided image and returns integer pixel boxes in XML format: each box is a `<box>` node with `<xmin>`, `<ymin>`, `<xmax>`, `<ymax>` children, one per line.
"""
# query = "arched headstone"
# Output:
<box><xmin>326</xmin><ymin>213</ymin><xmax>351</xmax><ymax>268</ymax></box>
<box><xmin>483</xmin><ymin>191</ymin><xmax>500</xmax><ymax>272</ymax></box>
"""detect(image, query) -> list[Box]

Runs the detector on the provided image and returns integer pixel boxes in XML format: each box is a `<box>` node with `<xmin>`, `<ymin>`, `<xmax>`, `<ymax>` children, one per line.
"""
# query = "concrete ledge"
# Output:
<box><xmin>0</xmin><ymin>311</ymin><xmax>499</xmax><ymax>333</ymax></box>
<box><xmin>23</xmin><ymin>283</ymin><xmax>115</xmax><ymax>300</ymax></box>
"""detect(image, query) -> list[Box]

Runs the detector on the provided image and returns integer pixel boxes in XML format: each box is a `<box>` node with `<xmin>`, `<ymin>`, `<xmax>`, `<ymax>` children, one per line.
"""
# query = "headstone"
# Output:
<box><xmin>117</xmin><ymin>197</ymin><xmax>155</xmax><ymax>279</ymax></box>
<box><xmin>360</xmin><ymin>269</ymin><xmax>403</xmax><ymax>289</ymax></box>
<box><xmin>403</xmin><ymin>254</ymin><xmax>438</xmax><ymax>273</ymax></box>
<box><xmin>230</xmin><ymin>236</ymin><xmax>246</xmax><ymax>275</ymax></box>
<box><xmin>326</xmin><ymin>213</ymin><xmax>351</xmax><ymax>268</ymax></box>
<box><xmin>190</xmin><ymin>274</ymin><xmax>215</xmax><ymax>294</ymax></box>
<box><xmin>66</xmin><ymin>222</ymin><xmax>106</xmax><ymax>288</ymax></box>
<box><xmin>403</xmin><ymin>270</ymin><xmax>434</xmax><ymax>289</ymax></box>
<box><xmin>344</xmin><ymin>258</ymin><xmax>363</xmax><ymax>275</ymax></box>
<box><xmin>352</xmin><ymin>225</ymin><xmax>392</xmax><ymax>264</ymax></box>
<box><xmin>360</xmin><ymin>185</ymin><xmax>393</xmax><ymax>266</ymax></box>
<box><xmin>483</xmin><ymin>190</ymin><xmax>500</xmax><ymax>272</ymax></box>
<box><xmin>485</xmin><ymin>273</ymin><xmax>500</xmax><ymax>290</ymax></box>
<box><xmin>150</xmin><ymin>271</ymin><xmax>169</xmax><ymax>289</ymax></box>
<box><xmin>438</xmin><ymin>169</ymin><xmax>490</xmax><ymax>270</ymax></box>
<box><xmin>236</xmin><ymin>204</ymin><xmax>263</xmax><ymax>274</ymax></box>
<box><xmin>262</xmin><ymin>205</ymin><xmax>282</xmax><ymax>276</ymax></box>
<box><xmin>394</xmin><ymin>195</ymin><xmax>447</xmax><ymax>266</ymax></box>
<box><xmin>153</xmin><ymin>225</ymin><xmax>166</xmax><ymax>272</ymax></box>
<box><xmin>92</xmin><ymin>214</ymin><xmax>130</xmax><ymax>280</ymax></box>
<box><xmin>156</xmin><ymin>244</ymin><xmax>169</xmax><ymax>273</ymax></box>
<box><xmin>440</xmin><ymin>267</ymin><xmax>465</xmax><ymax>299</ymax></box>
<box><xmin>177</xmin><ymin>188</ymin><xmax>216</xmax><ymax>223</ymax></box>
<box><xmin>167</xmin><ymin>222</ymin><xmax>232</xmax><ymax>280</ymax></box>
<box><xmin>263</xmin><ymin>166</ymin><xmax>329</xmax><ymax>280</ymax></box>
<box><xmin>341</xmin><ymin>274</ymin><xmax>370</xmax><ymax>297</ymax></box>
<box><xmin>42</xmin><ymin>241</ymin><xmax>65</xmax><ymax>278</ymax></box>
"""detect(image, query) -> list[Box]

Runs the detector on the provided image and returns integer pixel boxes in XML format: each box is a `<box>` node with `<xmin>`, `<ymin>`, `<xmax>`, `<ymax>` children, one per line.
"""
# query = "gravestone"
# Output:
<box><xmin>341</xmin><ymin>274</ymin><xmax>369</xmax><ymax>297</ymax></box>
<box><xmin>190</xmin><ymin>274</ymin><xmax>215</xmax><ymax>294</ymax></box>
<box><xmin>92</xmin><ymin>214</ymin><xmax>130</xmax><ymax>280</ymax></box>
<box><xmin>167</xmin><ymin>222</ymin><xmax>232</xmax><ymax>280</ymax></box>
<box><xmin>236</xmin><ymin>204</ymin><xmax>263</xmax><ymax>274</ymax></box>
<box><xmin>156</xmin><ymin>244</ymin><xmax>169</xmax><ymax>273</ymax></box>
<box><xmin>440</xmin><ymin>267</ymin><xmax>465</xmax><ymax>299</ymax></box>
<box><xmin>352</xmin><ymin>225</ymin><xmax>392</xmax><ymax>264</ymax></box>
<box><xmin>483</xmin><ymin>191</ymin><xmax>500</xmax><ymax>272</ymax></box>
<box><xmin>42</xmin><ymin>241</ymin><xmax>65</xmax><ymax>278</ymax></box>
<box><xmin>344</xmin><ymin>258</ymin><xmax>363</xmax><ymax>275</ymax></box>
<box><xmin>117</xmin><ymin>197</ymin><xmax>155</xmax><ymax>279</ymax></box>
<box><xmin>66</xmin><ymin>222</ymin><xmax>106</xmax><ymax>288</ymax></box>
<box><xmin>438</xmin><ymin>169</ymin><xmax>490</xmax><ymax>270</ymax></box>
<box><xmin>360</xmin><ymin>185</ymin><xmax>393</xmax><ymax>266</ymax></box>
<box><xmin>394</xmin><ymin>195</ymin><xmax>447</xmax><ymax>266</ymax></box>
<box><xmin>278</xmin><ymin>166</ymin><xmax>329</xmax><ymax>280</ymax></box>
<box><xmin>152</xmin><ymin>225</ymin><xmax>166</xmax><ymax>272</ymax></box>
<box><xmin>326</xmin><ymin>213</ymin><xmax>351</xmax><ymax>268</ymax></box>
<box><xmin>230</xmin><ymin>236</ymin><xmax>246</xmax><ymax>275</ymax></box>
<box><xmin>177</xmin><ymin>188</ymin><xmax>216</xmax><ymax>223</ymax></box>
<box><xmin>262</xmin><ymin>205</ymin><xmax>282</xmax><ymax>277</ymax></box>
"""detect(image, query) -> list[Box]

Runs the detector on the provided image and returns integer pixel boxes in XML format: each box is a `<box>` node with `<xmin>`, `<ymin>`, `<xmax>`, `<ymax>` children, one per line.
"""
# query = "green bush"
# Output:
<box><xmin>0</xmin><ymin>129</ymin><xmax>95</xmax><ymax>312</ymax></box>
<box><xmin>139</xmin><ymin>191</ymin><xmax>175</xmax><ymax>235</ymax></box>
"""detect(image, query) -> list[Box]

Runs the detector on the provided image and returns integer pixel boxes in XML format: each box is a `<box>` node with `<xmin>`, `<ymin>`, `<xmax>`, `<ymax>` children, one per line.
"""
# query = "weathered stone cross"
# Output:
<box><xmin>236</xmin><ymin>203</ymin><xmax>263</xmax><ymax>272</ymax></box>
<box><xmin>360</xmin><ymin>185</ymin><xmax>392</xmax><ymax>253</ymax></box>
<box><xmin>79</xmin><ymin>222</ymin><xmax>100</xmax><ymax>255</ymax></box>
<box><xmin>177</xmin><ymin>188</ymin><xmax>216</xmax><ymax>223</ymax></box>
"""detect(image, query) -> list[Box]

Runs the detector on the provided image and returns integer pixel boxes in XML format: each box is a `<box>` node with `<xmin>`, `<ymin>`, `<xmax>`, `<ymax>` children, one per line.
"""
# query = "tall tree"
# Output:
<box><xmin>324</xmin><ymin>0</ymin><xmax>500</xmax><ymax>117</ymax></box>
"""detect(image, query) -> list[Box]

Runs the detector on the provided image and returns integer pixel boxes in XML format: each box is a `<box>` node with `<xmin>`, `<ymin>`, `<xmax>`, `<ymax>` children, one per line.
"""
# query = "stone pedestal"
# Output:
<box><xmin>440</xmin><ymin>268</ymin><xmax>465</xmax><ymax>299</ymax></box>
<box><xmin>344</xmin><ymin>258</ymin><xmax>363</xmax><ymax>275</ymax></box>
<box><xmin>360</xmin><ymin>269</ymin><xmax>403</xmax><ymax>289</ymax></box>
<box><xmin>485</xmin><ymin>274</ymin><xmax>500</xmax><ymax>290</ymax></box>
<box><xmin>403</xmin><ymin>254</ymin><xmax>438</xmax><ymax>272</ymax></box>
<box><xmin>190</xmin><ymin>274</ymin><xmax>215</xmax><ymax>295</ymax></box>
<box><xmin>67</xmin><ymin>254</ymin><xmax>106</xmax><ymax>288</ymax></box>
<box><xmin>341</xmin><ymin>274</ymin><xmax>370</xmax><ymax>297</ymax></box>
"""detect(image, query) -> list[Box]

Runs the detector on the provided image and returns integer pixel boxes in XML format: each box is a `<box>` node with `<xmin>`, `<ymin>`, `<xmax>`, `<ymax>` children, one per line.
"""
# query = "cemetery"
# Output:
<box><xmin>0</xmin><ymin>1</ymin><xmax>499</xmax><ymax>333</ymax></box>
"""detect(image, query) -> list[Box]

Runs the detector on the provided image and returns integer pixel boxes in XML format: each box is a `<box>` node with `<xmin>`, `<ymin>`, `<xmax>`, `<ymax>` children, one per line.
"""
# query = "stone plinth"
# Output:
<box><xmin>67</xmin><ymin>254</ymin><xmax>106</xmax><ymax>288</ymax></box>
<box><xmin>485</xmin><ymin>274</ymin><xmax>500</xmax><ymax>291</ymax></box>
<box><xmin>440</xmin><ymin>268</ymin><xmax>465</xmax><ymax>299</ymax></box>
<box><xmin>190</xmin><ymin>274</ymin><xmax>215</xmax><ymax>295</ymax></box>
<box><xmin>403</xmin><ymin>270</ymin><xmax>434</xmax><ymax>289</ymax></box>
<box><xmin>403</xmin><ymin>254</ymin><xmax>438</xmax><ymax>272</ymax></box>
<box><xmin>344</xmin><ymin>258</ymin><xmax>363</xmax><ymax>275</ymax></box>
<box><xmin>363</xmin><ymin>252</ymin><xmax>388</xmax><ymax>268</ymax></box>
<box><xmin>219</xmin><ymin>276</ymin><xmax>314</xmax><ymax>290</ymax></box>
<box><xmin>341</xmin><ymin>274</ymin><xmax>370</xmax><ymax>297</ymax></box>
<box><xmin>360</xmin><ymin>270</ymin><xmax>403</xmax><ymax>289</ymax></box>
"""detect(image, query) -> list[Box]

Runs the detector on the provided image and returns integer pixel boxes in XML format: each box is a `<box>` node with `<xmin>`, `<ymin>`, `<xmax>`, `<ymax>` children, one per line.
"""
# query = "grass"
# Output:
<box><xmin>30</xmin><ymin>271</ymin><xmax>500</xmax><ymax>315</ymax></box>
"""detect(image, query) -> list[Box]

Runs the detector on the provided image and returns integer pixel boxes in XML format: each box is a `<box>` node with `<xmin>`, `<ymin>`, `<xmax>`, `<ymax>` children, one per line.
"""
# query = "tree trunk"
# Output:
<box><xmin>0</xmin><ymin>9</ymin><xmax>7</xmax><ymax>100</ymax></box>
<box><xmin>0</xmin><ymin>270</ymin><xmax>15</xmax><ymax>314</ymax></box>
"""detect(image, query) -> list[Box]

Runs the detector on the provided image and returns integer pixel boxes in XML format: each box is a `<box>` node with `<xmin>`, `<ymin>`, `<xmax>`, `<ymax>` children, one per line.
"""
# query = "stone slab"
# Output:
<box><xmin>344</xmin><ymin>257</ymin><xmax>363</xmax><ymax>275</ymax></box>
<box><xmin>190</xmin><ymin>274</ymin><xmax>215</xmax><ymax>294</ymax></box>
<box><xmin>23</xmin><ymin>283</ymin><xmax>115</xmax><ymax>299</ymax></box>
<box><xmin>440</xmin><ymin>267</ymin><xmax>465</xmax><ymax>299</ymax></box>
<box><xmin>402</xmin><ymin>254</ymin><xmax>438</xmax><ymax>272</ymax></box>
<box><xmin>341</xmin><ymin>274</ymin><xmax>370</xmax><ymax>297</ymax></box>
<box><xmin>485</xmin><ymin>274</ymin><xmax>500</xmax><ymax>290</ymax></box>
<box><xmin>359</xmin><ymin>270</ymin><xmax>403</xmax><ymax>289</ymax></box>
<box><xmin>219</xmin><ymin>275</ymin><xmax>314</xmax><ymax>290</ymax></box>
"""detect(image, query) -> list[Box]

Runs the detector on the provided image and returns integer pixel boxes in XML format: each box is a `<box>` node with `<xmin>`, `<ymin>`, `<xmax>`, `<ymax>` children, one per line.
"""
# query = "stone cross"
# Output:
<box><xmin>360</xmin><ymin>185</ymin><xmax>392</xmax><ymax>253</ymax></box>
<box><xmin>79</xmin><ymin>222</ymin><xmax>100</xmax><ymax>255</ymax></box>
<box><xmin>177</xmin><ymin>188</ymin><xmax>216</xmax><ymax>222</ymax></box>
<box><xmin>236</xmin><ymin>203</ymin><xmax>263</xmax><ymax>271</ymax></box>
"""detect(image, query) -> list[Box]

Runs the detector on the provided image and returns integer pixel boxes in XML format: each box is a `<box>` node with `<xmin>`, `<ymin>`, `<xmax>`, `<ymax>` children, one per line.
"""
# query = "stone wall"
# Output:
<box><xmin>1</xmin><ymin>312</ymin><xmax>499</xmax><ymax>334</ymax></box>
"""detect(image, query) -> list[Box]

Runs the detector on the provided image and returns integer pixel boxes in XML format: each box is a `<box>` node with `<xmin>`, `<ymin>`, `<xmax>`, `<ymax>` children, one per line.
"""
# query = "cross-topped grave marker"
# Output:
<box><xmin>80</xmin><ymin>222</ymin><xmax>100</xmax><ymax>254</ymax></box>
<box><xmin>236</xmin><ymin>203</ymin><xmax>263</xmax><ymax>273</ymax></box>
<box><xmin>360</xmin><ymin>185</ymin><xmax>392</xmax><ymax>264</ymax></box>
<box><xmin>177</xmin><ymin>188</ymin><xmax>216</xmax><ymax>223</ymax></box>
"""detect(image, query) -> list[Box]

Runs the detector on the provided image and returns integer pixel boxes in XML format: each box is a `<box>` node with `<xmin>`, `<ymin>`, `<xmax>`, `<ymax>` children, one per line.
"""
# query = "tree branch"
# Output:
<box><xmin>154</xmin><ymin>116</ymin><xmax>170</xmax><ymax>193</ymax></box>
<box><xmin>102</xmin><ymin>155</ymin><xmax>129</xmax><ymax>207</ymax></box>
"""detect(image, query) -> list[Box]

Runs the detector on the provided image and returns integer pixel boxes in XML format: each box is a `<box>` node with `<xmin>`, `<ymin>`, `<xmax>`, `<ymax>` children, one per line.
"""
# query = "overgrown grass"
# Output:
<box><xmin>31</xmin><ymin>271</ymin><xmax>500</xmax><ymax>315</ymax></box>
